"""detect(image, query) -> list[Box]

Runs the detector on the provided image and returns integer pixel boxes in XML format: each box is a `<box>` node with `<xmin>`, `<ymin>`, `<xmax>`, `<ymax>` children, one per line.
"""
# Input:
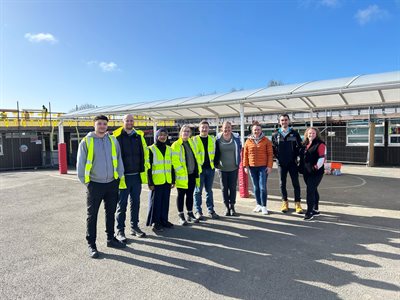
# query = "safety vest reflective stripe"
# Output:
<box><xmin>84</xmin><ymin>136</ymin><xmax>119</xmax><ymax>184</ymax></box>
<box><xmin>152</xmin><ymin>160</ymin><xmax>171</xmax><ymax>165</ymax></box>
<box><xmin>152</xmin><ymin>170</ymin><xmax>172</xmax><ymax>174</ymax></box>
<box><xmin>174</xmin><ymin>166</ymin><xmax>184</xmax><ymax>172</ymax></box>
<box><xmin>149</xmin><ymin>145</ymin><xmax>172</xmax><ymax>185</ymax></box>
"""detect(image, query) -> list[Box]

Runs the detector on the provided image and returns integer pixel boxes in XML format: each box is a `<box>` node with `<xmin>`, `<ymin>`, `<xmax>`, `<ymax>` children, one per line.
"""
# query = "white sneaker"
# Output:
<box><xmin>261</xmin><ymin>206</ymin><xmax>269</xmax><ymax>215</ymax></box>
<box><xmin>253</xmin><ymin>205</ymin><xmax>262</xmax><ymax>212</ymax></box>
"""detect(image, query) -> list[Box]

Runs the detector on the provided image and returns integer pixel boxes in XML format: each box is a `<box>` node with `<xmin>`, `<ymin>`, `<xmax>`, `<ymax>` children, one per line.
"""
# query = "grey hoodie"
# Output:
<box><xmin>77</xmin><ymin>132</ymin><xmax>124</xmax><ymax>184</ymax></box>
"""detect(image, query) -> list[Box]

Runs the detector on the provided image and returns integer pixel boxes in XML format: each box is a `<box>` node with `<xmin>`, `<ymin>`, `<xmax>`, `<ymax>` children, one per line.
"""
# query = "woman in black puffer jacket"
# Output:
<box><xmin>299</xmin><ymin>127</ymin><xmax>326</xmax><ymax>221</ymax></box>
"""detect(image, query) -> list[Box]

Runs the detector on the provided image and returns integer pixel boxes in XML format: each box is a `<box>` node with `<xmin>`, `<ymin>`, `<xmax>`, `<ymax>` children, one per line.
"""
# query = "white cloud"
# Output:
<box><xmin>99</xmin><ymin>62</ymin><xmax>118</xmax><ymax>72</ymax></box>
<box><xmin>355</xmin><ymin>5</ymin><xmax>389</xmax><ymax>25</ymax></box>
<box><xmin>87</xmin><ymin>60</ymin><xmax>119</xmax><ymax>72</ymax></box>
<box><xmin>25</xmin><ymin>33</ymin><xmax>57</xmax><ymax>44</ymax></box>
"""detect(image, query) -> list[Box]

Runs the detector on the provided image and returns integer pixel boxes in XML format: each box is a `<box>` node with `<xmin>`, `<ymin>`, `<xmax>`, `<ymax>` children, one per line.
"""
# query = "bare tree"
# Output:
<box><xmin>267</xmin><ymin>80</ymin><xmax>284</xmax><ymax>87</ymax></box>
<box><xmin>69</xmin><ymin>103</ymin><xmax>97</xmax><ymax>112</ymax></box>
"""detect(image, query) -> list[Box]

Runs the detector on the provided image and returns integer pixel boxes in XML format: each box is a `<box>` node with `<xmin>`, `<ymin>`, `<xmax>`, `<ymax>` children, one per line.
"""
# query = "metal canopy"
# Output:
<box><xmin>61</xmin><ymin>71</ymin><xmax>400</xmax><ymax>120</ymax></box>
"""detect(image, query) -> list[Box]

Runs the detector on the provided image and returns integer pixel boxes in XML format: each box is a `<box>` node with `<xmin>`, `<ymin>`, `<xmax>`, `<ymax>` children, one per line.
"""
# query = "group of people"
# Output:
<box><xmin>77</xmin><ymin>113</ymin><xmax>326</xmax><ymax>259</ymax></box>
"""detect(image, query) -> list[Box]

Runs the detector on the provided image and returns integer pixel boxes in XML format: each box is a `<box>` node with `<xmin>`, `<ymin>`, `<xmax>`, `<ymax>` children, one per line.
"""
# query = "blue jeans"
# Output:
<box><xmin>249</xmin><ymin>166</ymin><xmax>268</xmax><ymax>207</ymax></box>
<box><xmin>194</xmin><ymin>168</ymin><xmax>215</xmax><ymax>214</ymax></box>
<box><xmin>116</xmin><ymin>174</ymin><xmax>142</xmax><ymax>231</ymax></box>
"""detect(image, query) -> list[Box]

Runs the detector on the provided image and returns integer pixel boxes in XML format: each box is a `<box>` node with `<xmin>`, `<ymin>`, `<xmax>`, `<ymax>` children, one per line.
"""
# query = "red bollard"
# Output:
<box><xmin>58</xmin><ymin>143</ymin><xmax>68</xmax><ymax>174</ymax></box>
<box><xmin>238</xmin><ymin>149</ymin><xmax>249</xmax><ymax>198</ymax></box>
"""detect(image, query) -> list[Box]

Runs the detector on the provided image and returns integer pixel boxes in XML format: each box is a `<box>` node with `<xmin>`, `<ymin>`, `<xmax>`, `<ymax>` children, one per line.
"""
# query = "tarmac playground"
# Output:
<box><xmin>1</xmin><ymin>165</ymin><xmax>399</xmax><ymax>299</ymax></box>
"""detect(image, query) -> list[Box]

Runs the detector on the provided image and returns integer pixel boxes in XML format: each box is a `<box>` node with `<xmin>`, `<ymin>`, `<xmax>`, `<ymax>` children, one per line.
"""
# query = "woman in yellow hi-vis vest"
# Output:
<box><xmin>146</xmin><ymin>128</ymin><xmax>175</xmax><ymax>231</ymax></box>
<box><xmin>171</xmin><ymin>125</ymin><xmax>202</xmax><ymax>225</ymax></box>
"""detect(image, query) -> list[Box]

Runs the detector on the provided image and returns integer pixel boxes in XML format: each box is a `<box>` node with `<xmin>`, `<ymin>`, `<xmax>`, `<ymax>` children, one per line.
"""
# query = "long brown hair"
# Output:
<box><xmin>303</xmin><ymin>127</ymin><xmax>322</xmax><ymax>145</ymax></box>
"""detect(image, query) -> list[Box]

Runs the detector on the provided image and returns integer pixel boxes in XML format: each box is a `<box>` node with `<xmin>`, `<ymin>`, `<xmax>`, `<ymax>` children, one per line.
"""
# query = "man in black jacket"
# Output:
<box><xmin>114</xmin><ymin>114</ymin><xmax>149</xmax><ymax>242</ymax></box>
<box><xmin>272</xmin><ymin>114</ymin><xmax>303</xmax><ymax>214</ymax></box>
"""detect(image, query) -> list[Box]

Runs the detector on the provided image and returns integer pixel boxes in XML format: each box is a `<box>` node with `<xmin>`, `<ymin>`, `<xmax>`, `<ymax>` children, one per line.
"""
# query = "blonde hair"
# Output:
<box><xmin>179</xmin><ymin>124</ymin><xmax>192</xmax><ymax>137</ymax></box>
<box><xmin>303</xmin><ymin>127</ymin><xmax>322</xmax><ymax>145</ymax></box>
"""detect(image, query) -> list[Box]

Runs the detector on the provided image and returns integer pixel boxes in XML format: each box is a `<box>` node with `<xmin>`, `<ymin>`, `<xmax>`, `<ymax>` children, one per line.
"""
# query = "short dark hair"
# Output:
<box><xmin>94</xmin><ymin>115</ymin><xmax>109</xmax><ymax>122</ymax></box>
<box><xmin>199</xmin><ymin>120</ymin><xmax>209</xmax><ymax>126</ymax></box>
<box><xmin>279</xmin><ymin>113</ymin><xmax>290</xmax><ymax>120</ymax></box>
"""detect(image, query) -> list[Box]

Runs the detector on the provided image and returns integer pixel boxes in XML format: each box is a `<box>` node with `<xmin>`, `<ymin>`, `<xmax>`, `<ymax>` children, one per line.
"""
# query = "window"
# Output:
<box><xmin>388</xmin><ymin>119</ymin><xmax>400</xmax><ymax>146</ymax></box>
<box><xmin>346</xmin><ymin>120</ymin><xmax>384</xmax><ymax>146</ymax></box>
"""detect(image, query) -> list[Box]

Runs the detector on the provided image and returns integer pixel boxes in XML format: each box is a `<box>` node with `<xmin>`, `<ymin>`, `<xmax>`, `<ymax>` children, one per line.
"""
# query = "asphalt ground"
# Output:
<box><xmin>1</xmin><ymin>165</ymin><xmax>399</xmax><ymax>300</ymax></box>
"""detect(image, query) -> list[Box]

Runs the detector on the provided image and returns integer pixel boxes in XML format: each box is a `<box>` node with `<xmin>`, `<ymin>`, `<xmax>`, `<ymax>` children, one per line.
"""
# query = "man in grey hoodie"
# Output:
<box><xmin>77</xmin><ymin>115</ymin><xmax>126</xmax><ymax>258</ymax></box>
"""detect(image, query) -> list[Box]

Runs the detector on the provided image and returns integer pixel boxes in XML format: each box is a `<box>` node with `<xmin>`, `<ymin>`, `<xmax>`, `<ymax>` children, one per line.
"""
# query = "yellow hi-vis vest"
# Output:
<box><xmin>149</xmin><ymin>144</ymin><xmax>172</xmax><ymax>185</ymax></box>
<box><xmin>171</xmin><ymin>138</ymin><xmax>202</xmax><ymax>189</ymax></box>
<box><xmin>193</xmin><ymin>135</ymin><xmax>216</xmax><ymax>169</ymax></box>
<box><xmin>84</xmin><ymin>135</ymin><xmax>121</xmax><ymax>185</ymax></box>
<box><xmin>113</xmin><ymin>126</ymin><xmax>149</xmax><ymax>189</ymax></box>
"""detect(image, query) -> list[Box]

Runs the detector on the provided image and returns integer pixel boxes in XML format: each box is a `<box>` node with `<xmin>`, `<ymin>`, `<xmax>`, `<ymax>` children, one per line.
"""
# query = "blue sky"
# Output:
<box><xmin>1</xmin><ymin>0</ymin><xmax>399</xmax><ymax>113</ymax></box>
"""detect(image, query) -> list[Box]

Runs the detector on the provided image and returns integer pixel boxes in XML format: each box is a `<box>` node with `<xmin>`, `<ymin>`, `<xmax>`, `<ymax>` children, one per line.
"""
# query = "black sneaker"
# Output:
<box><xmin>195</xmin><ymin>212</ymin><xmax>205</xmax><ymax>221</ymax></box>
<box><xmin>107</xmin><ymin>237</ymin><xmax>126</xmax><ymax>249</ymax></box>
<box><xmin>230</xmin><ymin>206</ymin><xmax>238</xmax><ymax>217</ymax></box>
<box><xmin>179</xmin><ymin>218</ymin><xmax>188</xmax><ymax>226</ymax></box>
<box><xmin>131</xmin><ymin>226</ymin><xmax>146</xmax><ymax>238</ymax></box>
<box><xmin>208</xmin><ymin>211</ymin><xmax>220</xmax><ymax>219</ymax></box>
<box><xmin>88</xmin><ymin>245</ymin><xmax>99</xmax><ymax>259</ymax></box>
<box><xmin>187</xmin><ymin>212</ymin><xmax>199</xmax><ymax>223</ymax></box>
<box><xmin>153</xmin><ymin>223</ymin><xmax>164</xmax><ymax>232</ymax></box>
<box><xmin>178</xmin><ymin>213</ymin><xmax>188</xmax><ymax>226</ymax></box>
<box><xmin>115</xmin><ymin>231</ymin><xmax>127</xmax><ymax>243</ymax></box>
<box><xmin>224</xmin><ymin>208</ymin><xmax>231</xmax><ymax>216</ymax></box>
<box><xmin>312</xmin><ymin>210</ymin><xmax>320</xmax><ymax>216</ymax></box>
<box><xmin>304</xmin><ymin>213</ymin><xmax>315</xmax><ymax>221</ymax></box>
<box><xmin>162</xmin><ymin>221</ymin><xmax>174</xmax><ymax>228</ymax></box>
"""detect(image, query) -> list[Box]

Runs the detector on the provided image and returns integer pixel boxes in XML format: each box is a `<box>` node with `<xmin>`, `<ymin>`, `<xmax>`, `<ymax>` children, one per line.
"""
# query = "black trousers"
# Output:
<box><xmin>219</xmin><ymin>169</ymin><xmax>238</xmax><ymax>206</ymax></box>
<box><xmin>86</xmin><ymin>180</ymin><xmax>119</xmax><ymax>246</ymax></box>
<box><xmin>176</xmin><ymin>173</ymin><xmax>196</xmax><ymax>213</ymax></box>
<box><xmin>146</xmin><ymin>183</ymin><xmax>171</xmax><ymax>226</ymax></box>
<box><xmin>303</xmin><ymin>172</ymin><xmax>323</xmax><ymax>214</ymax></box>
<box><xmin>278</xmin><ymin>162</ymin><xmax>301</xmax><ymax>201</ymax></box>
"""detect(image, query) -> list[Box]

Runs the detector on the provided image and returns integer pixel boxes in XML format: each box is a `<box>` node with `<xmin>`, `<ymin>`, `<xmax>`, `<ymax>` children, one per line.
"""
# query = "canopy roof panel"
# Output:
<box><xmin>61</xmin><ymin>71</ymin><xmax>400</xmax><ymax>120</ymax></box>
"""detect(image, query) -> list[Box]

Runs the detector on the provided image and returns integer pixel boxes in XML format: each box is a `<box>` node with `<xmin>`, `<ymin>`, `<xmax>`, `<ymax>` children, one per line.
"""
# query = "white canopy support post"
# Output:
<box><xmin>58</xmin><ymin>121</ymin><xmax>65</xmax><ymax>144</ymax></box>
<box><xmin>240</xmin><ymin>104</ymin><xmax>245</xmax><ymax>145</ymax></box>
<box><xmin>215</xmin><ymin>117</ymin><xmax>220</xmax><ymax>136</ymax></box>
<box><xmin>310</xmin><ymin>109</ymin><xmax>313</xmax><ymax>127</ymax></box>
<box><xmin>153</xmin><ymin>121</ymin><xmax>158</xmax><ymax>143</ymax></box>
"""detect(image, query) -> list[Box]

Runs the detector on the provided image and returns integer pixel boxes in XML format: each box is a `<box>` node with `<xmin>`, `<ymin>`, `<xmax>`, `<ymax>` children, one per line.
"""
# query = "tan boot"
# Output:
<box><xmin>295</xmin><ymin>202</ymin><xmax>304</xmax><ymax>214</ymax></box>
<box><xmin>281</xmin><ymin>200</ymin><xmax>289</xmax><ymax>213</ymax></box>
